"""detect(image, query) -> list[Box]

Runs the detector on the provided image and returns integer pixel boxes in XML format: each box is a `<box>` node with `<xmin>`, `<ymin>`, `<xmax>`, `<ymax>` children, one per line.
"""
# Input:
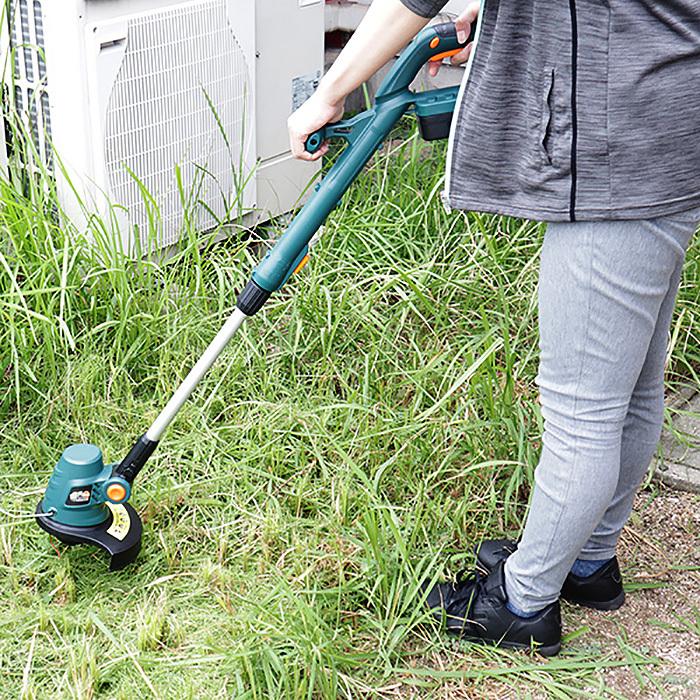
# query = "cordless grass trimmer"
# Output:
<box><xmin>35</xmin><ymin>22</ymin><xmax>473</xmax><ymax>570</ymax></box>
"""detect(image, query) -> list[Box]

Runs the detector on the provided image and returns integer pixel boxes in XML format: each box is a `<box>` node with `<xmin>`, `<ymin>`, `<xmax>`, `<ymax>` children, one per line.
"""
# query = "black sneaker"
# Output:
<box><xmin>475</xmin><ymin>539</ymin><xmax>626</xmax><ymax>611</ymax></box>
<box><xmin>421</xmin><ymin>560</ymin><xmax>562</xmax><ymax>656</ymax></box>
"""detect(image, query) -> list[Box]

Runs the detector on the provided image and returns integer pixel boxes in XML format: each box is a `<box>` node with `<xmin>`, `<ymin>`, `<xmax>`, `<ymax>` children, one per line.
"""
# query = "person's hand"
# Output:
<box><xmin>428</xmin><ymin>1</ymin><xmax>480</xmax><ymax>77</ymax></box>
<box><xmin>288</xmin><ymin>90</ymin><xmax>346</xmax><ymax>161</ymax></box>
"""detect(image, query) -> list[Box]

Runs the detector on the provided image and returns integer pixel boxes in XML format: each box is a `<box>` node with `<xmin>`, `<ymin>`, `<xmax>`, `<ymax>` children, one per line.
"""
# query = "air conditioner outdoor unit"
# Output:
<box><xmin>2</xmin><ymin>0</ymin><xmax>323</xmax><ymax>251</ymax></box>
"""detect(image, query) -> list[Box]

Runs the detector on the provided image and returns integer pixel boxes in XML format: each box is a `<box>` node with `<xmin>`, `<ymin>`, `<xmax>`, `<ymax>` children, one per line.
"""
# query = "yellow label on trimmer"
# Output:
<box><xmin>106</xmin><ymin>502</ymin><xmax>131</xmax><ymax>541</ymax></box>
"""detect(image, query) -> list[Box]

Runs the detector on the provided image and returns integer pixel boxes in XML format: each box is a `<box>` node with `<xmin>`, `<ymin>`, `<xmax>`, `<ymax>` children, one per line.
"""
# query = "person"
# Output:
<box><xmin>288</xmin><ymin>0</ymin><xmax>700</xmax><ymax>656</ymax></box>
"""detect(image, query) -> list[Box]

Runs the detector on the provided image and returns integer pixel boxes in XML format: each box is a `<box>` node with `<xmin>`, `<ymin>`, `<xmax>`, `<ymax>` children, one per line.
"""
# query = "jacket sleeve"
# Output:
<box><xmin>398</xmin><ymin>0</ymin><xmax>450</xmax><ymax>19</ymax></box>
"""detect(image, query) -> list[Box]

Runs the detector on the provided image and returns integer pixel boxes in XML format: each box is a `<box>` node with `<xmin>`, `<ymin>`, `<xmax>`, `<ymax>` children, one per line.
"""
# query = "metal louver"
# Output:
<box><xmin>9</xmin><ymin>0</ymin><xmax>52</xmax><ymax>170</ymax></box>
<box><xmin>103</xmin><ymin>0</ymin><xmax>252</xmax><ymax>248</ymax></box>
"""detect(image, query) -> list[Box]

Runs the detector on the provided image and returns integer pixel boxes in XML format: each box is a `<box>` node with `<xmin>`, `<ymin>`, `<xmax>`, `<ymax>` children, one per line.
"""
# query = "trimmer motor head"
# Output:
<box><xmin>36</xmin><ymin>444</ymin><xmax>142</xmax><ymax>570</ymax></box>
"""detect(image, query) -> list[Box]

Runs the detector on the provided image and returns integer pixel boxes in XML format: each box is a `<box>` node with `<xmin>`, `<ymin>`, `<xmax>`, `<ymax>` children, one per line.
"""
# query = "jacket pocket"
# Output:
<box><xmin>539</xmin><ymin>68</ymin><xmax>558</xmax><ymax>167</ymax></box>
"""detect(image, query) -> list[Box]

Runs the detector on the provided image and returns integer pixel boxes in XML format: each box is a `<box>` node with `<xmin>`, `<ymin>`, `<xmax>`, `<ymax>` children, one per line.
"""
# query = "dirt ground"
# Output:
<box><xmin>576</xmin><ymin>487</ymin><xmax>700</xmax><ymax>698</ymax></box>
<box><xmin>404</xmin><ymin>487</ymin><xmax>700</xmax><ymax>699</ymax></box>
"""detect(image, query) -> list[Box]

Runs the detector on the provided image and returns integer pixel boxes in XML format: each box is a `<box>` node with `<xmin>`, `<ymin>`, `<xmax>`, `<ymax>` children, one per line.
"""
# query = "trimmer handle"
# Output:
<box><xmin>375</xmin><ymin>20</ymin><xmax>475</xmax><ymax>98</ymax></box>
<box><xmin>305</xmin><ymin>21</ymin><xmax>475</xmax><ymax>154</ymax></box>
<box><xmin>239</xmin><ymin>20</ymin><xmax>477</xmax><ymax>308</ymax></box>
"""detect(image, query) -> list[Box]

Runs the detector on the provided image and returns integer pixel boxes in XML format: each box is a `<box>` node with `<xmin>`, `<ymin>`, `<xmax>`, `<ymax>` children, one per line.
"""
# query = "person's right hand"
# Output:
<box><xmin>428</xmin><ymin>1</ymin><xmax>480</xmax><ymax>77</ymax></box>
<box><xmin>288</xmin><ymin>90</ymin><xmax>346</xmax><ymax>161</ymax></box>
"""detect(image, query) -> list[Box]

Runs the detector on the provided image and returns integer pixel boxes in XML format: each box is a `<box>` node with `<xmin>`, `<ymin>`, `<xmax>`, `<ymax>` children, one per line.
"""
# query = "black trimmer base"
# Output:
<box><xmin>36</xmin><ymin>501</ymin><xmax>142</xmax><ymax>571</ymax></box>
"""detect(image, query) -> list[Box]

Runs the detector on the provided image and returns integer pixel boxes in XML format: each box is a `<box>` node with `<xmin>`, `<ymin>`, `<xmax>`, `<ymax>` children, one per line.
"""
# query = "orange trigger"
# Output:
<box><xmin>429</xmin><ymin>48</ymin><xmax>463</xmax><ymax>63</ymax></box>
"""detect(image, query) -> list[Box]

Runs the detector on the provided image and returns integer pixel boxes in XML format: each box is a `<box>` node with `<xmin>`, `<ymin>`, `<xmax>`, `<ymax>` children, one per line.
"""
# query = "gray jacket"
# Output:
<box><xmin>401</xmin><ymin>0</ymin><xmax>700</xmax><ymax>221</ymax></box>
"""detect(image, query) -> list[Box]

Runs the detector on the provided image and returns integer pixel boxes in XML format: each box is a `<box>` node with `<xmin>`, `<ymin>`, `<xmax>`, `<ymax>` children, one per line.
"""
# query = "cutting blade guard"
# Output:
<box><xmin>36</xmin><ymin>500</ymin><xmax>142</xmax><ymax>571</ymax></box>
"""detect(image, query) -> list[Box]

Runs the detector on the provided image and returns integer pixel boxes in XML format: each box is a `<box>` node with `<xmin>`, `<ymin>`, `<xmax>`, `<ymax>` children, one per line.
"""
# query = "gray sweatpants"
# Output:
<box><xmin>505</xmin><ymin>209</ymin><xmax>699</xmax><ymax>613</ymax></box>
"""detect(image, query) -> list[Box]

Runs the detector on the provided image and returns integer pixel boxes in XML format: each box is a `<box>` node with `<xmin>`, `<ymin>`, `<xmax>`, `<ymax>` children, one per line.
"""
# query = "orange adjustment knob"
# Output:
<box><xmin>106</xmin><ymin>484</ymin><xmax>127</xmax><ymax>502</ymax></box>
<box><xmin>429</xmin><ymin>36</ymin><xmax>440</xmax><ymax>49</ymax></box>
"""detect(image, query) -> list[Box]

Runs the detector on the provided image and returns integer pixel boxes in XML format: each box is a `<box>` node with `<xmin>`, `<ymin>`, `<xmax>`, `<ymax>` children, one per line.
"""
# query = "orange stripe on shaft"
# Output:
<box><xmin>293</xmin><ymin>254</ymin><xmax>310</xmax><ymax>275</ymax></box>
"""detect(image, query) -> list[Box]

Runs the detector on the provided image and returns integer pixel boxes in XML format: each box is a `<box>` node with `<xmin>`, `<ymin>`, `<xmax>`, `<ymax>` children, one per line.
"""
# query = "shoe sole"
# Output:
<box><xmin>476</xmin><ymin>555</ymin><xmax>626</xmax><ymax>612</ymax></box>
<box><xmin>422</xmin><ymin>614</ymin><xmax>562</xmax><ymax>657</ymax></box>
<box><xmin>564</xmin><ymin>589</ymin><xmax>626</xmax><ymax>612</ymax></box>
<box><xmin>446</xmin><ymin>628</ymin><xmax>561</xmax><ymax>657</ymax></box>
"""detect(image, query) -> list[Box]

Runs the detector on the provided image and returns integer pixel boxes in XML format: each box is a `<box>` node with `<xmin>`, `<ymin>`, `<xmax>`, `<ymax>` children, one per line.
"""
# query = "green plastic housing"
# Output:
<box><xmin>40</xmin><ymin>445</ymin><xmax>132</xmax><ymax>526</ymax></box>
<box><xmin>250</xmin><ymin>22</ymin><xmax>470</xmax><ymax>294</ymax></box>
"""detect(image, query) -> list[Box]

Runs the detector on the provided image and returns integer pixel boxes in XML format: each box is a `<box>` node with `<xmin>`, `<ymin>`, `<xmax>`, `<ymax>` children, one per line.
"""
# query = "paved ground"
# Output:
<box><xmin>656</xmin><ymin>391</ymin><xmax>700</xmax><ymax>493</ymax></box>
<box><xmin>416</xmin><ymin>489</ymin><xmax>700</xmax><ymax>699</ymax></box>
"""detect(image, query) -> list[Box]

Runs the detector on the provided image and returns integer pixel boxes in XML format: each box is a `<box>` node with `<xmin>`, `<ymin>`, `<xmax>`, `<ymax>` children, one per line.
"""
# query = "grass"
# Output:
<box><xmin>1</xmin><ymin>120</ymin><xmax>699</xmax><ymax>698</ymax></box>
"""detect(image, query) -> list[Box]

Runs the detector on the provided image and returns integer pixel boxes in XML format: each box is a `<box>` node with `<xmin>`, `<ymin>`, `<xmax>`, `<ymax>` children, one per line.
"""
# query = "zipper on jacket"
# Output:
<box><xmin>443</xmin><ymin>0</ymin><xmax>486</xmax><ymax>210</ymax></box>
<box><xmin>568</xmin><ymin>0</ymin><xmax>578</xmax><ymax>221</ymax></box>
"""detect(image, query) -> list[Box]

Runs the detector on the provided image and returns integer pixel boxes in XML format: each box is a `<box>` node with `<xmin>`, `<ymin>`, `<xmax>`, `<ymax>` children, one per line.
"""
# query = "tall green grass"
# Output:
<box><xmin>1</xmin><ymin>122</ymin><xmax>699</xmax><ymax>698</ymax></box>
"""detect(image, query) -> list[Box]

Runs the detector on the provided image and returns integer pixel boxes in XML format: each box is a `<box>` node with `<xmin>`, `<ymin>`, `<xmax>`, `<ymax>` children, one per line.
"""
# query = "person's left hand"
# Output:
<box><xmin>428</xmin><ymin>1</ymin><xmax>480</xmax><ymax>77</ymax></box>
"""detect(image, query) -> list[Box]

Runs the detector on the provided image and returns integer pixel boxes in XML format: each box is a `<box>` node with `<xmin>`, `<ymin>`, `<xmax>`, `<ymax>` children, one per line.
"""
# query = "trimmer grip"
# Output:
<box><xmin>428</xmin><ymin>21</ymin><xmax>474</xmax><ymax>62</ymax></box>
<box><xmin>374</xmin><ymin>21</ymin><xmax>476</xmax><ymax>99</ymax></box>
<box><xmin>432</xmin><ymin>21</ymin><xmax>474</xmax><ymax>48</ymax></box>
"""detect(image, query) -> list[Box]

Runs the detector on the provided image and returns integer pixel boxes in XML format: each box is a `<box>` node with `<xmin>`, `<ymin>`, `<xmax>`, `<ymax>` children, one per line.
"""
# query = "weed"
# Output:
<box><xmin>1</xmin><ymin>121</ymin><xmax>698</xmax><ymax>697</ymax></box>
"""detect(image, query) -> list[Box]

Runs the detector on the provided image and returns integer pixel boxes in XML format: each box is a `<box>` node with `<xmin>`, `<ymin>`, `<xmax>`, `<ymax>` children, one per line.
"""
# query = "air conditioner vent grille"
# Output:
<box><xmin>104</xmin><ymin>0</ymin><xmax>252</xmax><ymax>248</ymax></box>
<box><xmin>9</xmin><ymin>0</ymin><xmax>52</xmax><ymax>171</ymax></box>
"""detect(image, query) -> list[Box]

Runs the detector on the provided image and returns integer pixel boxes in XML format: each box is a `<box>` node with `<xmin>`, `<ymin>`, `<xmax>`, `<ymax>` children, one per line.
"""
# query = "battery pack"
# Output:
<box><xmin>417</xmin><ymin>111</ymin><xmax>453</xmax><ymax>141</ymax></box>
